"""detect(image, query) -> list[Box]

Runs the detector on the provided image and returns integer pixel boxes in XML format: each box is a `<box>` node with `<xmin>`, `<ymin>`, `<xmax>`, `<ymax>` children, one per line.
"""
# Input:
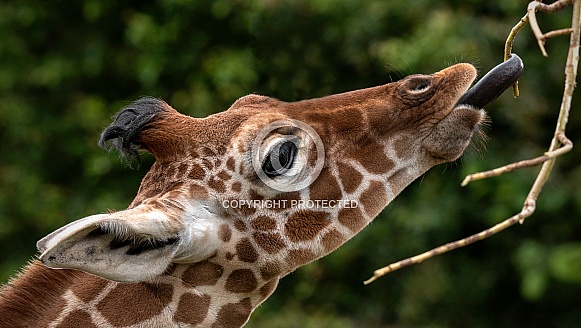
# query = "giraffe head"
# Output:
<box><xmin>35</xmin><ymin>60</ymin><xmax>519</xmax><ymax>320</ymax></box>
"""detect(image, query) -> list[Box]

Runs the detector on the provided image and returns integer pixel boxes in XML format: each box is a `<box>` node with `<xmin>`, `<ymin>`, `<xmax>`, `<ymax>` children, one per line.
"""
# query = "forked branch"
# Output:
<box><xmin>365</xmin><ymin>0</ymin><xmax>579</xmax><ymax>285</ymax></box>
<box><xmin>529</xmin><ymin>0</ymin><xmax>574</xmax><ymax>57</ymax></box>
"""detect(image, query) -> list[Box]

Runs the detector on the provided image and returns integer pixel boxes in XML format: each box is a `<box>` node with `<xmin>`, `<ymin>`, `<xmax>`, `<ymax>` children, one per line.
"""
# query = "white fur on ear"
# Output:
<box><xmin>37</xmin><ymin>203</ymin><xmax>224</xmax><ymax>282</ymax></box>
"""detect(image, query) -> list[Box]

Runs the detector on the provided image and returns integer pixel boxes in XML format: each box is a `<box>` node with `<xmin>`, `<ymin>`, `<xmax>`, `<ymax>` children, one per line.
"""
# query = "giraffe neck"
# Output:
<box><xmin>0</xmin><ymin>261</ymin><xmax>84</xmax><ymax>328</ymax></box>
<box><xmin>0</xmin><ymin>260</ymin><xmax>274</xmax><ymax>328</ymax></box>
<box><xmin>8</xmin><ymin>62</ymin><xmax>489</xmax><ymax>327</ymax></box>
<box><xmin>1</xmin><ymin>134</ymin><xmax>429</xmax><ymax>328</ymax></box>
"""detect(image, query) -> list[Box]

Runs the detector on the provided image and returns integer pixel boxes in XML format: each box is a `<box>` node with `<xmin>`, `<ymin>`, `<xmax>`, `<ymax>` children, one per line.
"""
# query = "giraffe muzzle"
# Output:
<box><xmin>456</xmin><ymin>54</ymin><xmax>524</xmax><ymax>109</ymax></box>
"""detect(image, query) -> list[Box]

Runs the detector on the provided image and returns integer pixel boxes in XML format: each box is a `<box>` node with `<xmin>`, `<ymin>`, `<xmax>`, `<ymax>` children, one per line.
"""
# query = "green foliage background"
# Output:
<box><xmin>1</xmin><ymin>1</ymin><xmax>580</xmax><ymax>327</ymax></box>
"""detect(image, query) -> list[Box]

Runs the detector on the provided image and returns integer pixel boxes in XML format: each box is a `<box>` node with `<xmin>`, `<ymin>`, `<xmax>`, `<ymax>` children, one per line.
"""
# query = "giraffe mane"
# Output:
<box><xmin>0</xmin><ymin>260</ymin><xmax>84</xmax><ymax>327</ymax></box>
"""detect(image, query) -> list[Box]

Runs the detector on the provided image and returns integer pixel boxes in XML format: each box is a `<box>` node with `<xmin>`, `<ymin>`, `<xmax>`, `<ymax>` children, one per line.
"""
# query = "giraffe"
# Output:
<box><xmin>0</xmin><ymin>58</ymin><xmax>522</xmax><ymax>327</ymax></box>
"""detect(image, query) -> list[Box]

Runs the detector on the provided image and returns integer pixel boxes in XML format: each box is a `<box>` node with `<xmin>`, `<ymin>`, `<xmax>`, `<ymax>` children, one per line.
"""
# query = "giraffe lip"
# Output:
<box><xmin>455</xmin><ymin>54</ymin><xmax>524</xmax><ymax>109</ymax></box>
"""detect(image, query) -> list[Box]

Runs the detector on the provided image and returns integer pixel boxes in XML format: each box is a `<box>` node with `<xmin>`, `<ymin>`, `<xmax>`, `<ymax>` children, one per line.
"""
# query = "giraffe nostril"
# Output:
<box><xmin>411</xmin><ymin>80</ymin><xmax>432</xmax><ymax>93</ymax></box>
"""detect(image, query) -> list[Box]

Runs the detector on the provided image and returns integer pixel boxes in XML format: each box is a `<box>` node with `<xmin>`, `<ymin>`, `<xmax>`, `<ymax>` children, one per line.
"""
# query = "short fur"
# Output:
<box><xmin>0</xmin><ymin>261</ymin><xmax>84</xmax><ymax>328</ymax></box>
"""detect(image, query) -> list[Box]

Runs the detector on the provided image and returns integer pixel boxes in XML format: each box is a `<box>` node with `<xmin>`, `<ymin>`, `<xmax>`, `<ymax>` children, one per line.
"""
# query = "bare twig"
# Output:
<box><xmin>529</xmin><ymin>0</ymin><xmax>574</xmax><ymax>56</ymax></box>
<box><xmin>364</xmin><ymin>200</ymin><xmax>536</xmax><ymax>285</ymax></box>
<box><xmin>461</xmin><ymin>133</ymin><xmax>573</xmax><ymax>186</ymax></box>
<box><xmin>505</xmin><ymin>14</ymin><xmax>529</xmax><ymax>97</ymax></box>
<box><xmin>365</xmin><ymin>0</ymin><xmax>579</xmax><ymax>284</ymax></box>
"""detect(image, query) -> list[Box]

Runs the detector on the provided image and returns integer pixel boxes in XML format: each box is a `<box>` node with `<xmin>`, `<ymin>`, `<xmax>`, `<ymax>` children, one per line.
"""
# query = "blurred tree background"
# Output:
<box><xmin>1</xmin><ymin>0</ymin><xmax>580</xmax><ymax>327</ymax></box>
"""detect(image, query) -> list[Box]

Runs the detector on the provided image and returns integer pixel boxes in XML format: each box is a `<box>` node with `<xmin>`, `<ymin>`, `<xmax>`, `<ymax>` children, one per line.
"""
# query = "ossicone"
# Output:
<box><xmin>99</xmin><ymin>97</ymin><xmax>192</xmax><ymax>161</ymax></box>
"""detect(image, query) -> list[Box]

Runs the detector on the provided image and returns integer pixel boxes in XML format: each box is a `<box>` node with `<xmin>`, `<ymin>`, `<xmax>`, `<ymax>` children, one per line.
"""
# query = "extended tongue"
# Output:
<box><xmin>456</xmin><ymin>54</ymin><xmax>524</xmax><ymax>108</ymax></box>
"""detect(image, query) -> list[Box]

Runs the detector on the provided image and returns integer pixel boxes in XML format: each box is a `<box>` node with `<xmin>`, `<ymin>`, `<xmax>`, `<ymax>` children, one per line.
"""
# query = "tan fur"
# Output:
<box><xmin>1</xmin><ymin>64</ymin><xmax>484</xmax><ymax>327</ymax></box>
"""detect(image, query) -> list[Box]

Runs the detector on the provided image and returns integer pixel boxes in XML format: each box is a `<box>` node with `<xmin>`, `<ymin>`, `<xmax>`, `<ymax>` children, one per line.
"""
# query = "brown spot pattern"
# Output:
<box><xmin>234</xmin><ymin>204</ymin><xmax>257</xmax><ymax>216</ymax></box>
<box><xmin>338</xmin><ymin>206</ymin><xmax>366</xmax><ymax>233</ymax></box>
<box><xmin>286</xmin><ymin>248</ymin><xmax>315</xmax><ymax>268</ymax></box>
<box><xmin>37</xmin><ymin>299</ymin><xmax>67</xmax><ymax>328</ymax></box>
<box><xmin>231</xmin><ymin>181</ymin><xmax>242</xmax><ymax>192</ymax></box>
<box><xmin>174</xmin><ymin>293</ymin><xmax>211</xmax><ymax>325</ymax></box>
<box><xmin>259</xmin><ymin>279</ymin><xmax>279</xmax><ymax>298</ymax></box>
<box><xmin>260</xmin><ymin>261</ymin><xmax>281</xmax><ymax>280</ymax></box>
<box><xmin>208</xmin><ymin>176</ymin><xmax>226</xmax><ymax>193</ymax></box>
<box><xmin>176</xmin><ymin>163</ymin><xmax>189</xmax><ymax>177</ymax></box>
<box><xmin>267</xmin><ymin>191</ymin><xmax>301</xmax><ymax>212</ymax></box>
<box><xmin>309</xmin><ymin>168</ymin><xmax>342</xmax><ymax>202</ymax></box>
<box><xmin>360</xmin><ymin>180</ymin><xmax>388</xmax><ymax>217</ymax></box>
<box><xmin>225</xmin><ymin>269</ymin><xmax>258</xmax><ymax>293</ymax></box>
<box><xmin>218</xmin><ymin>224</ymin><xmax>232</xmax><ymax>242</ymax></box>
<box><xmin>331</xmin><ymin>107</ymin><xmax>364</xmax><ymax>133</ymax></box>
<box><xmin>357</xmin><ymin>139</ymin><xmax>395</xmax><ymax>174</ymax></box>
<box><xmin>251</xmin><ymin>215</ymin><xmax>277</xmax><ymax>231</ymax></box>
<box><xmin>253</xmin><ymin>231</ymin><xmax>286</xmax><ymax>254</ymax></box>
<box><xmin>189</xmin><ymin>183</ymin><xmax>207</xmax><ymax>198</ymax></box>
<box><xmin>182</xmin><ymin>261</ymin><xmax>224</xmax><ymax>286</ymax></box>
<box><xmin>58</xmin><ymin>310</ymin><xmax>96</xmax><ymax>328</ymax></box>
<box><xmin>134</xmin><ymin>166</ymin><xmax>165</xmax><ymax>201</ymax></box>
<box><xmin>97</xmin><ymin>283</ymin><xmax>173</xmax><ymax>327</ymax></box>
<box><xmin>249</xmin><ymin>189</ymin><xmax>264</xmax><ymax>201</ymax></box>
<box><xmin>201</xmin><ymin>158</ymin><xmax>213</xmax><ymax>170</ymax></box>
<box><xmin>285</xmin><ymin>210</ymin><xmax>330</xmax><ymax>242</ymax></box>
<box><xmin>211</xmin><ymin>298</ymin><xmax>252</xmax><ymax>328</ymax></box>
<box><xmin>237</xmin><ymin>160</ymin><xmax>245</xmax><ymax>175</ymax></box>
<box><xmin>226</xmin><ymin>157</ymin><xmax>236</xmax><ymax>171</ymax></box>
<box><xmin>236</xmin><ymin>238</ymin><xmax>258</xmax><ymax>263</ymax></box>
<box><xmin>188</xmin><ymin>164</ymin><xmax>205</xmax><ymax>180</ymax></box>
<box><xmin>237</xmin><ymin>141</ymin><xmax>246</xmax><ymax>154</ymax></box>
<box><xmin>199</xmin><ymin>147</ymin><xmax>215</xmax><ymax>157</ymax></box>
<box><xmin>321</xmin><ymin>229</ymin><xmax>345</xmax><ymax>252</ymax></box>
<box><xmin>337</xmin><ymin>162</ymin><xmax>363</xmax><ymax>194</ymax></box>
<box><xmin>71</xmin><ymin>274</ymin><xmax>108</xmax><ymax>303</ymax></box>
<box><xmin>234</xmin><ymin>219</ymin><xmax>248</xmax><ymax>232</ymax></box>
<box><xmin>393</xmin><ymin>135</ymin><xmax>410</xmax><ymax>159</ymax></box>
<box><xmin>217</xmin><ymin>170</ymin><xmax>231</xmax><ymax>181</ymax></box>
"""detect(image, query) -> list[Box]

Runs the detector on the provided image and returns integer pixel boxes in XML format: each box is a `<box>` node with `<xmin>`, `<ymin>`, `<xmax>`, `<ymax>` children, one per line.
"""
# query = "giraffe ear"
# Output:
<box><xmin>37</xmin><ymin>205</ymin><xmax>222</xmax><ymax>282</ymax></box>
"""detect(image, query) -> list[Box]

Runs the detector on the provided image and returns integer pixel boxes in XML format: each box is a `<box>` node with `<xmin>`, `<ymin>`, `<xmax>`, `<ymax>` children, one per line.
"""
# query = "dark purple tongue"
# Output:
<box><xmin>456</xmin><ymin>54</ymin><xmax>524</xmax><ymax>108</ymax></box>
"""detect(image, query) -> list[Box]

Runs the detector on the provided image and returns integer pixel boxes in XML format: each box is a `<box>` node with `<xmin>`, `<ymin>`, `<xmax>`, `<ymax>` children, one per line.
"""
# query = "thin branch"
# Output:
<box><xmin>505</xmin><ymin>14</ymin><xmax>529</xmax><ymax>97</ymax></box>
<box><xmin>365</xmin><ymin>0</ymin><xmax>579</xmax><ymax>284</ymax></box>
<box><xmin>545</xmin><ymin>27</ymin><xmax>575</xmax><ymax>39</ymax></box>
<box><xmin>461</xmin><ymin>133</ymin><xmax>572</xmax><ymax>186</ymax></box>
<box><xmin>365</xmin><ymin>200</ymin><xmax>536</xmax><ymax>285</ymax></box>
<box><xmin>528</xmin><ymin>0</ymin><xmax>574</xmax><ymax>56</ymax></box>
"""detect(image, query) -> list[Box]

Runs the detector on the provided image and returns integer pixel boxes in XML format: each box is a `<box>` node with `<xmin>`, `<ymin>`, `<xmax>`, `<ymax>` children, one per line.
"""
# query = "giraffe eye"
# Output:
<box><xmin>262</xmin><ymin>140</ymin><xmax>298</xmax><ymax>178</ymax></box>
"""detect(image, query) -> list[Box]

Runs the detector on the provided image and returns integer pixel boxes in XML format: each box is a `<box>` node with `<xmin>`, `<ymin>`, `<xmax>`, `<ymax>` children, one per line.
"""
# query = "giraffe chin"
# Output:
<box><xmin>424</xmin><ymin>104</ymin><xmax>486</xmax><ymax>162</ymax></box>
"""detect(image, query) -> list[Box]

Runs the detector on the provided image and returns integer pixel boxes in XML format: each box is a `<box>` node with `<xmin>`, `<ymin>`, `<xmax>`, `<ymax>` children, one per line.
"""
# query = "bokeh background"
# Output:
<box><xmin>1</xmin><ymin>1</ymin><xmax>580</xmax><ymax>327</ymax></box>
